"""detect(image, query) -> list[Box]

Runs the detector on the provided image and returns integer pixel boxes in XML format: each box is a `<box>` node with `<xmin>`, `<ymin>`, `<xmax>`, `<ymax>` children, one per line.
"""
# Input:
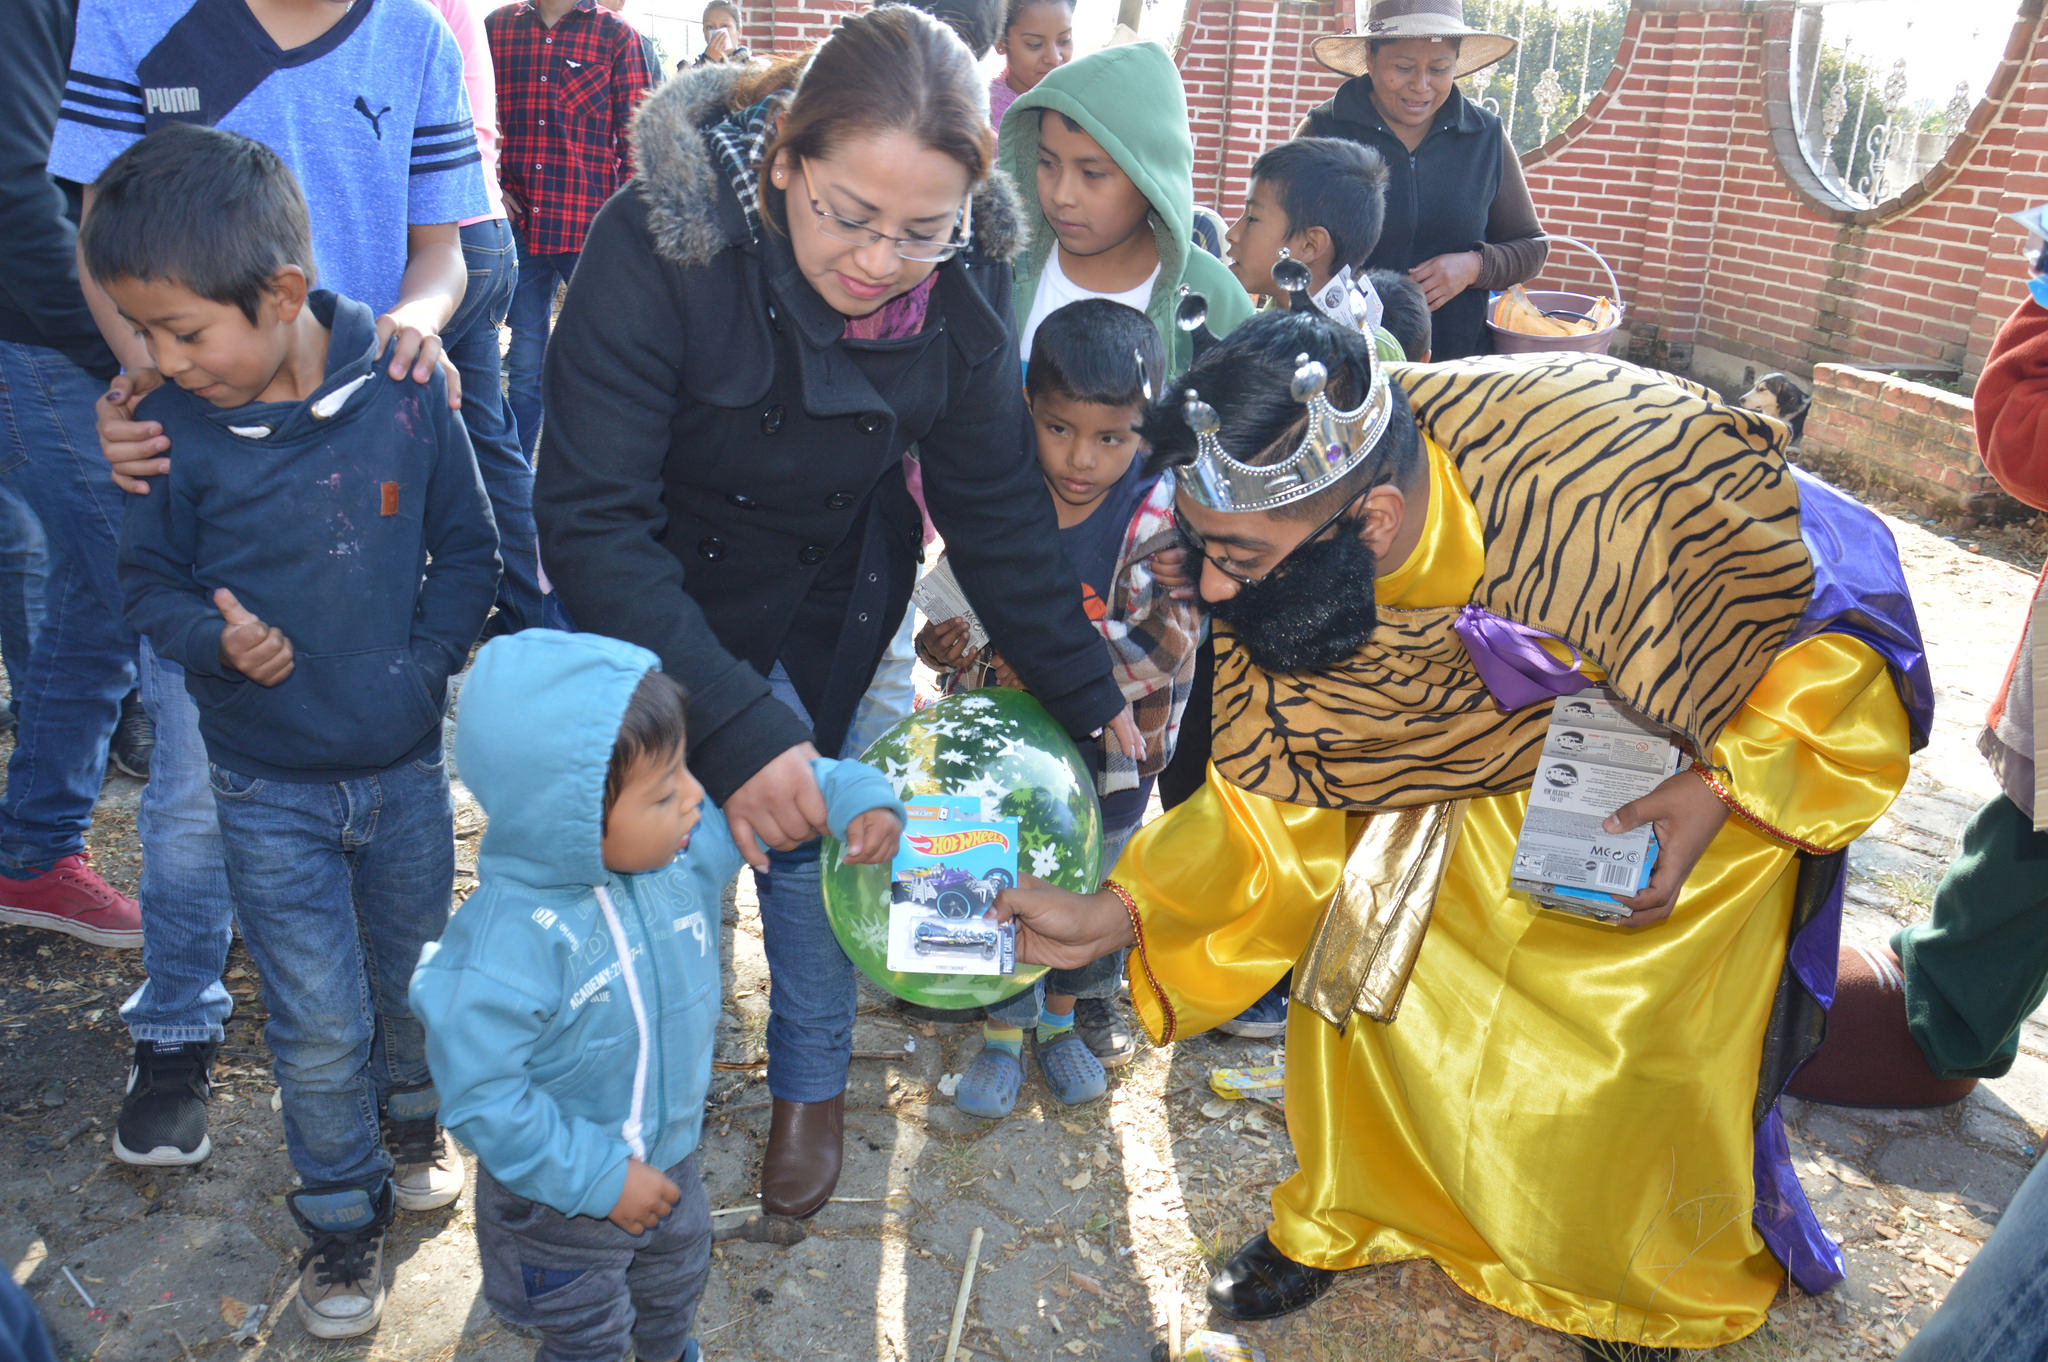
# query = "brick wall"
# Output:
<box><xmin>1803</xmin><ymin>365</ymin><xmax>2002</xmax><ymax>510</ymax></box>
<box><xmin>1175</xmin><ymin>0</ymin><xmax>1346</xmax><ymax>210</ymax></box>
<box><xmin>756</xmin><ymin>0</ymin><xmax>860</xmax><ymax>55</ymax></box>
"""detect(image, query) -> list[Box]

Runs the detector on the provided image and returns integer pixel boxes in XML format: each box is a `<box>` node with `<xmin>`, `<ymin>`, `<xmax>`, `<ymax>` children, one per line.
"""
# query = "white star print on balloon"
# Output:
<box><xmin>955</xmin><ymin>773</ymin><xmax>1007</xmax><ymax>809</ymax></box>
<box><xmin>1029</xmin><ymin>845</ymin><xmax>1062</xmax><ymax>878</ymax></box>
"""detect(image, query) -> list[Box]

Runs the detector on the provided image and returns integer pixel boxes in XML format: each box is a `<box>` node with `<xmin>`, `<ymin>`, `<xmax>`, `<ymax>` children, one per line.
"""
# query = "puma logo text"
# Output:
<box><xmin>145</xmin><ymin>86</ymin><xmax>201</xmax><ymax>115</ymax></box>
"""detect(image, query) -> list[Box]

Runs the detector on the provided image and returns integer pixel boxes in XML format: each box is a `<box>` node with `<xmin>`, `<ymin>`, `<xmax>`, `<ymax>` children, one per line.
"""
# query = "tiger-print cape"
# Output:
<box><xmin>1211</xmin><ymin>354</ymin><xmax>1814</xmax><ymax>811</ymax></box>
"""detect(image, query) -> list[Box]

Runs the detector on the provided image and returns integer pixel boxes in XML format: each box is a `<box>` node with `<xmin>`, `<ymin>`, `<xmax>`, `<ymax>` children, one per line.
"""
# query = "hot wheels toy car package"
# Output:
<box><xmin>884</xmin><ymin>813</ymin><xmax>1021</xmax><ymax>975</ymax></box>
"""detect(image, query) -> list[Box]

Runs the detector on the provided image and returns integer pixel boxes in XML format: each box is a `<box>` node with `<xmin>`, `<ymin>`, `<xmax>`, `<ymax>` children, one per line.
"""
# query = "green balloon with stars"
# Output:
<box><xmin>821</xmin><ymin>689</ymin><xmax>1103</xmax><ymax>1009</ymax></box>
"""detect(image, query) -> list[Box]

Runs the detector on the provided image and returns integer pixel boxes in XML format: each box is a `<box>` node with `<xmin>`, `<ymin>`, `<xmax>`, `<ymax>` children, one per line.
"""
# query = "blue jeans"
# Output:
<box><xmin>208</xmin><ymin>753</ymin><xmax>453</xmax><ymax>1192</ymax></box>
<box><xmin>506</xmin><ymin>231</ymin><xmax>578</xmax><ymax>464</ymax></box>
<box><xmin>755</xmin><ymin>662</ymin><xmax>912</xmax><ymax>1103</ymax></box>
<box><xmin>0</xmin><ymin>340</ymin><xmax>136</xmax><ymax>872</ymax></box>
<box><xmin>448</xmin><ymin>219</ymin><xmax>542</xmax><ymax>632</ymax></box>
<box><xmin>1898</xmin><ymin>1152</ymin><xmax>2048</xmax><ymax>1360</ymax></box>
<box><xmin>986</xmin><ymin>820</ymin><xmax>1136</xmax><ymax>1027</ymax></box>
<box><xmin>120</xmin><ymin>637</ymin><xmax>236</xmax><ymax>1044</ymax></box>
<box><xmin>0</xmin><ymin>475</ymin><xmax>49</xmax><ymax>692</ymax></box>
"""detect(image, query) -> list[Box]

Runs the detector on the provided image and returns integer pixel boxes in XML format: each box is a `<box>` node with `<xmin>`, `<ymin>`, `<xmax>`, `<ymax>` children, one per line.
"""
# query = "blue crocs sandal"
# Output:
<box><xmin>1036</xmin><ymin>1031</ymin><xmax>1107</xmax><ymax>1106</ymax></box>
<box><xmin>956</xmin><ymin>1046</ymin><xmax>1023</xmax><ymax>1119</ymax></box>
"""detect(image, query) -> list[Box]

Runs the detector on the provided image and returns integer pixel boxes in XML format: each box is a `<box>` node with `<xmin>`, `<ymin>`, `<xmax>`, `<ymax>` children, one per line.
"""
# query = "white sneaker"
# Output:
<box><xmin>390</xmin><ymin>1122</ymin><xmax>464</xmax><ymax>1212</ymax></box>
<box><xmin>289</xmin><ymin>1189</ymin><xmax>389</xmax><ymax>1340</ymax></box>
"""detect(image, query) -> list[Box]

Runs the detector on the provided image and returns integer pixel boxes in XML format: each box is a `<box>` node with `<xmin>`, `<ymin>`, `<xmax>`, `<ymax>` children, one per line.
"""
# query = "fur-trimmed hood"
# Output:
<box><xmin>626</xmin><ymin>62</ymin><xmax>1026</xmax><ymax>271</ymax></box>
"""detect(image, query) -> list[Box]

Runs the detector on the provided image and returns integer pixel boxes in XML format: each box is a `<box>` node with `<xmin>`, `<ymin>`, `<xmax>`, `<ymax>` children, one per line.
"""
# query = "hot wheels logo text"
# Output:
<box><xmin>907</xmin><ymin>829</ymin><xmax>1011</xmax><ymax>856</ymax></box>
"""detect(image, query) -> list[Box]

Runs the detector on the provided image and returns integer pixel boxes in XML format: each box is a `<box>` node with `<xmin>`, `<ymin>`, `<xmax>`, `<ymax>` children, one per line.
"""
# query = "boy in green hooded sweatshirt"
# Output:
<box><xmin>999</xmin><ymin>41</ymin><xmax>1254</xmax><ymax>372</ymax></box>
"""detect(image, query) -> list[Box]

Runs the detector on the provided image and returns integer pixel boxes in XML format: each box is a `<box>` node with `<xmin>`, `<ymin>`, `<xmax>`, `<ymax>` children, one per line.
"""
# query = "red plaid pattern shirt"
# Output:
<box><xmin>487</xmin><ymin>0</ymin><xmax>653</xmax><ymax>255</ymax></box>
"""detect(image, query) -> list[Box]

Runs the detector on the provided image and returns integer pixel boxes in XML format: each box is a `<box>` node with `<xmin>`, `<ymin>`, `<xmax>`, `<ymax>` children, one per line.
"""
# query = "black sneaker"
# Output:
<box><xmin>1074</xmin><ymin>996</ymin><xmax>1137</xmax><ymax>1069</ymax></box>
<box><xmin>110</xmin><ymin>690</ymin><xmax>154</xmax><ymax>778</ymax></box>
<box><xmin>114</xmin><ymin>1039</ymin><xmax>216</xmax><ymax>1166</ymax></box>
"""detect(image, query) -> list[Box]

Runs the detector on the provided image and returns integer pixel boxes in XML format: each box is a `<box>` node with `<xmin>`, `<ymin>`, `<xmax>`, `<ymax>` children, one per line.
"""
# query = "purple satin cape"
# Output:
<box><xmin>1452</xmin><ymin>467</ymin><xmax>1932</xmax><ymax>1294</ymax></box>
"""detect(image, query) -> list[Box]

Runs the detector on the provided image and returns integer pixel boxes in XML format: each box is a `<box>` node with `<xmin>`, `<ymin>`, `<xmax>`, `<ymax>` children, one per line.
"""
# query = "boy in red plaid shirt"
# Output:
<box><xmin>487</xmin><ymin>0</ymin><xmax>653</xmax><ymax>461</ymax></box>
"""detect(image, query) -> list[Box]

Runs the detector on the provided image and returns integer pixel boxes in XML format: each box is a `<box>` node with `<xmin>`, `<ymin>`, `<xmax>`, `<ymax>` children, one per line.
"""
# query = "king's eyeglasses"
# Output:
<box><xmin>798</xmin><ymin>160</ymin><xmax>971</xmax><ymax>264</ymax></box>
<box><xmin>1173</xmin><ymin>485</ymin><xmax>1372</xmax><ymax>590</ymax></box>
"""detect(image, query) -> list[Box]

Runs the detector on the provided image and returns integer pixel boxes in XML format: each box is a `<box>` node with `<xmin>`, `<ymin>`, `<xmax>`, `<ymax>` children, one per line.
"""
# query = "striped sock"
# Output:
<box><xmin>1039</xmin><ymin>1004</ymin><xmax>1075</xmax><ymax>1039</ymax></box>
<box><xmin>982</xmin><ymin>1023</ymin><xmax>1024</xmax><ymax>1058</ymax></box>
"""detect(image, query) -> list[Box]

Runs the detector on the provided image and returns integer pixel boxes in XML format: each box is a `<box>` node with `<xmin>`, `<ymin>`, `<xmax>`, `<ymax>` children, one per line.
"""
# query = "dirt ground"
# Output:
<box><xmin>1</xmin><ymin>497</ymin><xmax>2043</xmax><ymax>1362</ymax></box>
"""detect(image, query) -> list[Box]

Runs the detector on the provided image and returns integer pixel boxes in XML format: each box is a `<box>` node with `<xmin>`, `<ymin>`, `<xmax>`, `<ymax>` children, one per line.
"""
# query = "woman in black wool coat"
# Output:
<box><xmin>533</xmin><ymin>7</ymin><xmax>1134</xmax><ymax>1220</ymax></box>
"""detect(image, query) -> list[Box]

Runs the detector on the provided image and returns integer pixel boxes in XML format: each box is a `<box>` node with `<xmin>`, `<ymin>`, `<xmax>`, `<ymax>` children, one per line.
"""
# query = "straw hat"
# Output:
<box><xmin>1312</xmin><ymin>0</ymin><xmax>1518</xmax><ymax>79</ymax></box>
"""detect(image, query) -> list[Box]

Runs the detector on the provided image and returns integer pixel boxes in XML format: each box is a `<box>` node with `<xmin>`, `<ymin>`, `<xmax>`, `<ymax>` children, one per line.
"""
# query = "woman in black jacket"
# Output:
<box><xmin>534</xmin><ymin>7</ymin><xmax>1131</xmax><ymax>1218</ymax></box>
<box><xmin>1299</xmin><ymin>0</ymin><xmax>1548</xmax><ymax>359</ymax></box>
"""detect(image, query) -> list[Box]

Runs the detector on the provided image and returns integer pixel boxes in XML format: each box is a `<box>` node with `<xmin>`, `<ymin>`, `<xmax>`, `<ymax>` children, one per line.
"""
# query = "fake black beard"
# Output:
<box><xmin>1208</xmin><ymin>525</ymin><xmax>1381</xmax><ymax>673</ymax></box>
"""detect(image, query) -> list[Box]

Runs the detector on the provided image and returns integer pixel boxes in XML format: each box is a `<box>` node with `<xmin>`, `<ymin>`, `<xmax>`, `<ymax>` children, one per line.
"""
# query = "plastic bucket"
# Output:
<box><xmin>1486</xmin><ymin>235</ymin><xmax>1625</xmax><ymax>356</ymax></box>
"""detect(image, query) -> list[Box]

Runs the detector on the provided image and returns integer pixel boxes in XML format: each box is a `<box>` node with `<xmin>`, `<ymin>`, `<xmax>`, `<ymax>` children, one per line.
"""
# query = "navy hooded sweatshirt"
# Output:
<box><xmin>118</xmin><ymin>291</ymin><xmax>500</xmax><ymax>780</ymax></box>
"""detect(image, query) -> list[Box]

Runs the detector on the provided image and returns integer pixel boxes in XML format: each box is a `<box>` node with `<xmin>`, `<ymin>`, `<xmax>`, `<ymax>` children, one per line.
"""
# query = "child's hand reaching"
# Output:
<box><xmin>915</xmin><ymin>617</ymin><xmax>977</xmax><ymax>671</ymax></box>
<box><xmin>985</xmin><ymin>649</ymin><xmax>1022</xmax><ymax>689</ymax></box>
<box><xmin>214</xmin><ymin>588</ymin><xmax>295</xmax><ymax>685</ymax></box>
<box><xmin>841</xmin><ymin>809</ymin><xmax>902</xmax><ymax>865</ymax></box>
<box><xmin>608</xmin><ymin>1157</ymin><xmax>681</xmax><ymax>1233</ymax></box>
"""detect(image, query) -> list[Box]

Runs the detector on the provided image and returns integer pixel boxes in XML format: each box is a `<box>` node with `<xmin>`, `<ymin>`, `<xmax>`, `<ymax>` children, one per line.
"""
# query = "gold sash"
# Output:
<box><xmin>1294</xmin><ymin>800</ymin><xmax>1467</xmax><ymax>1023</ymax></box>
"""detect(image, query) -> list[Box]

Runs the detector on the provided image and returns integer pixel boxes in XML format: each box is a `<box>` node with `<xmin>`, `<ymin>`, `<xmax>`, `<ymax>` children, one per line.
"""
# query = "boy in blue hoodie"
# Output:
<box><xmin>99</xmin><ymin>124</ymin><xmax>501</xmax><ymax>1340</ymax></box>
<box><xmin>413</xmin><ymin>631</ymin><xmax>903</xmax><ymax>1362</ymax></box>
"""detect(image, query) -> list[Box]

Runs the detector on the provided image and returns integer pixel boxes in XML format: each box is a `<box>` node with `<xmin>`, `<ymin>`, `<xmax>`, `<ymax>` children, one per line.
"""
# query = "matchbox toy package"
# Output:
<box><xmin>883</xmin><ymin>810</ymin><xmax>1020</xmax><ymax>976</ymax></box>
<box><xmin>1508</xmin><ymin>684</ymin><xmax>1685</xmax><ymax>921</ymax></box>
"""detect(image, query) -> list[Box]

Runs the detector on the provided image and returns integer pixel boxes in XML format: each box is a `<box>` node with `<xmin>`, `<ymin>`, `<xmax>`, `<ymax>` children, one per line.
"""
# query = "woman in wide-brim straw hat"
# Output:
<box><xmin>1297</xmin><ymin>0</ymin><xmax>1549</xmax><ymax>359</ymax></box>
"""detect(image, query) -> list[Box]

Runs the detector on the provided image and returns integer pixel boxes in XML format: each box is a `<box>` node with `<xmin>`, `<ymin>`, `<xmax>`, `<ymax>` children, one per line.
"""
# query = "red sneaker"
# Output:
<box><xmin>0</xmin><ymin>854</ymin><xmax>142</xmax><ymax>948</ymax></box>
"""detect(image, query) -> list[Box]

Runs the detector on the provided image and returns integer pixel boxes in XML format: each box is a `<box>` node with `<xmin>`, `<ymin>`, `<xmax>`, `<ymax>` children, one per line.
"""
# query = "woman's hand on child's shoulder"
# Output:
<box><xmin>98</xmin><ymin>369</ymin><xmax>171</xmax><ymax>493</ymax></box>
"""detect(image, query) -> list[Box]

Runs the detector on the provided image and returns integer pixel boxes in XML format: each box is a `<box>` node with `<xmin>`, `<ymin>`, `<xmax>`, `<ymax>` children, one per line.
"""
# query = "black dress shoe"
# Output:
<box><xmin>1577</xmin><ymin>1339</ymin><xmax>1680</xmax><ymax>1361</ymax></box>
<box><xmin>1205</xmin><ymin>1230</ymin><xmax>1336</xmax><ymax>1321</ymax></box>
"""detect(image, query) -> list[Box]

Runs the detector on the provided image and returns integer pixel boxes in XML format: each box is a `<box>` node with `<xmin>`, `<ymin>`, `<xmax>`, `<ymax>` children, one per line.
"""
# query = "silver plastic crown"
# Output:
<box><xmin>1175</xmin><ymin>345</ymin><xmax>1393</xmax><ymax>514</ymax></box>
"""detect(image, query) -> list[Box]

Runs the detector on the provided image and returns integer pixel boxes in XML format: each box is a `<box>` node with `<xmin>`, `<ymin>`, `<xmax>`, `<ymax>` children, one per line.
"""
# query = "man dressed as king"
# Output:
<box><xmin>999</xmin><ymin>309</ymin><xmax>1931</xmax><ymax>1354</ymax></box>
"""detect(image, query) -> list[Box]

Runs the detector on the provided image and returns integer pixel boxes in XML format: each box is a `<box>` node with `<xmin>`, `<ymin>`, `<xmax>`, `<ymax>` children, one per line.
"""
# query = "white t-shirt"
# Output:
<box><xmin>1019</xmin><ymin>249</ymin><xmax>1161</xmax><ymax>367</ymax></box>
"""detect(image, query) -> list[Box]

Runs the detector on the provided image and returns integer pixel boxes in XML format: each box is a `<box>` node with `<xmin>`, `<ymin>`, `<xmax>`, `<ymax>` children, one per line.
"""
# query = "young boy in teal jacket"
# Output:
<box><xmin>411</xmin><ymin>631</ymin><xmax>902</xmax><ymax>1362</ymax></box>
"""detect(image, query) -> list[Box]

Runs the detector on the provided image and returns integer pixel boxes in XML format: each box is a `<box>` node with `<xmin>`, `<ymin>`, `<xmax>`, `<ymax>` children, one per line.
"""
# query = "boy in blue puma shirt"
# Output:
<box><xmin>98</xmin><ymin>124</ymin><xmax>500</xmax><ymax>1341</ymax></box>
<box><xmin>413</xmin><ymin>630</ymin><xmax>903</xmax><ymax>1362</ymax></box>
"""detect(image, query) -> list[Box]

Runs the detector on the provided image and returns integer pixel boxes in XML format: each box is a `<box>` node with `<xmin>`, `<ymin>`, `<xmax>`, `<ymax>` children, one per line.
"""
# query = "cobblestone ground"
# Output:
<box><xmin>0</xmin><ymin>505</ymin><xmax>2039</xmax><ymax>1362</ymax></box>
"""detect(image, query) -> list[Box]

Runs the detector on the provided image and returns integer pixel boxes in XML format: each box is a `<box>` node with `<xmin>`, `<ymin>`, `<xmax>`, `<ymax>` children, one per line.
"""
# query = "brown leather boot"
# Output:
<box><xmin>760</xmin><ymin>1092</ymin><xmax>844</xmax><ymax>1219</ymax></box>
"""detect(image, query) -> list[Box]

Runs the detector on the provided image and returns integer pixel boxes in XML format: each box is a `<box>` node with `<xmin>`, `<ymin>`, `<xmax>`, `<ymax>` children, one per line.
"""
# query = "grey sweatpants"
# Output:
<box><xmin>475</xmin><ymin>1152</ymin><xmax>710</xmax><ymax>1362</ymax></box>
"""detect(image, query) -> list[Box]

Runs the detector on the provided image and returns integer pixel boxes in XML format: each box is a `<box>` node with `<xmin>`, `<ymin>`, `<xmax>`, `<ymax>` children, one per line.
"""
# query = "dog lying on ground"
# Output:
<box><xmin>1737</xmin><ymin>372</ymin><xmax>1811</xmax><ymax>442</ymax></box>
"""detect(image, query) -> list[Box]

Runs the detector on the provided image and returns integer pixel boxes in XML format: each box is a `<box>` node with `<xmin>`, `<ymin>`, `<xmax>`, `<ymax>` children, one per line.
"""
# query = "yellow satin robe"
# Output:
<box><xmin>1122</xmin><ymin>439</ymin><xmax>1912</xmax><ymax>1348</ymax></box>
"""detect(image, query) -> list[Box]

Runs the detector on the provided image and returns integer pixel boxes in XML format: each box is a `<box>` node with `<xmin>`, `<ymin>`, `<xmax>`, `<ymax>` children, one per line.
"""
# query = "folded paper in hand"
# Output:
<box><xmin>911</xmin><ymin>558</ymin><xmax>988</xmax><ymax>654</ymax></box>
